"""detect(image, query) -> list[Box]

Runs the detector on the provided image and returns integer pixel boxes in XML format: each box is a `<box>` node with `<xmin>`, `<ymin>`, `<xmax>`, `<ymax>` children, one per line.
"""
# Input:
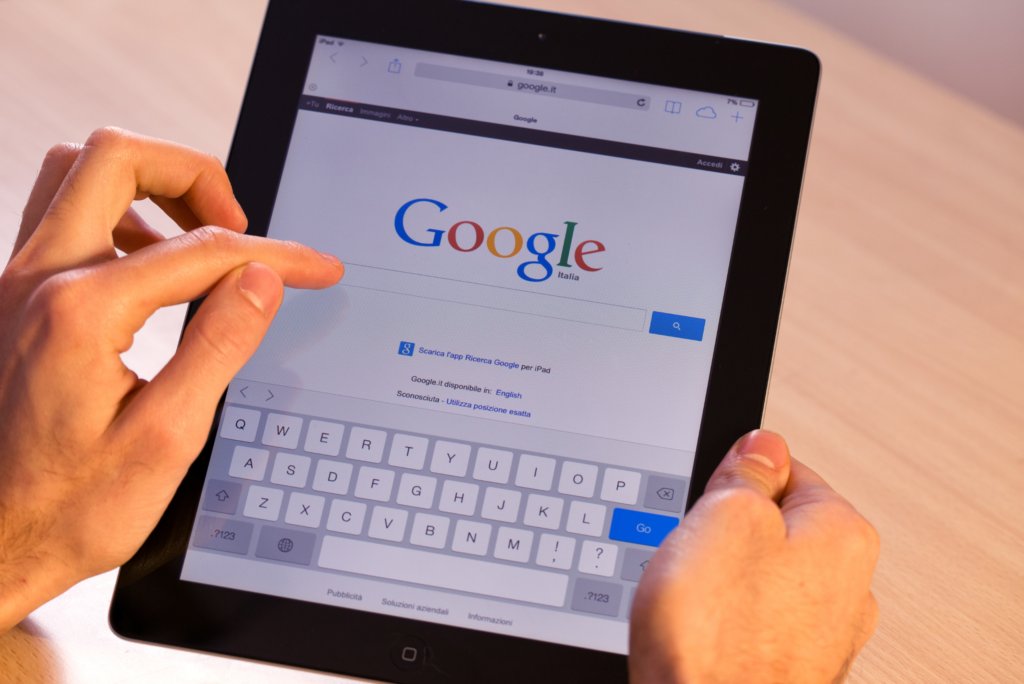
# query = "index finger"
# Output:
<box><xmin>18</xmin><ymin>128</ymin><xmax>246</xmax><ymax>274</ymax></box>
<box><xmin>70</xmin><ymin>226</ymin><xmax>344</xmax><ymax>352</ymax></box>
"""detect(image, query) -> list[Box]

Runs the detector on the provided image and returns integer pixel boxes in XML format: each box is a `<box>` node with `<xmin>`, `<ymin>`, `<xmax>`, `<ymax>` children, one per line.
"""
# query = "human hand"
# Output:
<box><xmin>629</xmin><ymin>431</ymin><xmax>879</xmax><ymax>684</ymax></box>
<box><xmin>0</xmin><ymin>128</ymin><xmax>344</xmax><ymax>632</ymax></box>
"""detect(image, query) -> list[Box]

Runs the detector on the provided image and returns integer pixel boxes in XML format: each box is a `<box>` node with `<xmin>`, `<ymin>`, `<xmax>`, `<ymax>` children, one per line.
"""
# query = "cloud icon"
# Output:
<box><xmin>696</xmin><ymin>107</ymin><xmax>717</xmax><ymax>119</ymax></box>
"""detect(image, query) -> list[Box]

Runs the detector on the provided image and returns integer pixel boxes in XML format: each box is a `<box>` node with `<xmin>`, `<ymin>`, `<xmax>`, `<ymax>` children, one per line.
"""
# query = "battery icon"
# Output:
<box><xmin>739</xmin><ymin>100</ymin><xmax>755</xmax><ymax>107</ymax></box>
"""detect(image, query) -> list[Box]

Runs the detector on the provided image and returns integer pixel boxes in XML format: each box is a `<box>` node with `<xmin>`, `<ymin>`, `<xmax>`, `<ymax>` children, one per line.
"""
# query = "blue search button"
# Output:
<box><xmin>650</xmin><ymin>312</ymin><xmax>705</xmax><ymax>341</ymax></box>
<box><xmin>608</xmin><ymin>508</ymin><xmax>680</xmax><ymax>547</ymax></box>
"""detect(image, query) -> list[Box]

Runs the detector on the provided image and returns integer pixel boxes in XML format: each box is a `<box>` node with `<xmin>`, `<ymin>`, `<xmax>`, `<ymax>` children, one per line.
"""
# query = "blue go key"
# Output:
<box><xmin>608</xmin><ymin>508</ymin><xmax>680</xmax><ymax>547</ymax></box>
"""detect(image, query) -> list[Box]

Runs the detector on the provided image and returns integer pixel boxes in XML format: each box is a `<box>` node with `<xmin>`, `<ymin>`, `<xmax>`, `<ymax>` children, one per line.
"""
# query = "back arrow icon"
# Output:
<box><xmin>240</xmin><ymin>386</ymin><xmax>248</xmax><ymax>398</ymax></box>
<box><xmin>330</xmin><ymin>52</ymin><xmax>338</xmax><ymax>63</ymax></box>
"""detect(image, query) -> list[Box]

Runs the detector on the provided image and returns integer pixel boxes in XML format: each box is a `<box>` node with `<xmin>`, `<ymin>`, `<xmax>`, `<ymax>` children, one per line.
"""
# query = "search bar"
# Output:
<box><xmin>342</xmin><ymin>264</ymin><xmax>646</xmax><ymax>331</ymax></box>
<box><xmin>414</xmin><ymin>63</ymin><xmax>651</xmax><ymax>111</ymax></box>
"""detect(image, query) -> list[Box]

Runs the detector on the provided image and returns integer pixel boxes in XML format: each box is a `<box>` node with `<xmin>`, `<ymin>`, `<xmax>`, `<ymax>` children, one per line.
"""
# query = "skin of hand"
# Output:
<box><xmin>0</xmin><ymin>128</ymin><xmax>344</xmax><ymax>633</ymax></box>
<box><xmin>629</xmin><ymin>430</ymin><xmax>880</xmax><ymax>684</ymax></box>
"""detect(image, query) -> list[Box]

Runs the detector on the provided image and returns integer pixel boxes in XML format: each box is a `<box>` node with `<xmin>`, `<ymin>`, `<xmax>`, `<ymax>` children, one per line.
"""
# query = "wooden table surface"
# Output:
<box><xmin>1</xmin><ymin>0</ymin><xmax>1022</xmax><ymax>682</ymax></box>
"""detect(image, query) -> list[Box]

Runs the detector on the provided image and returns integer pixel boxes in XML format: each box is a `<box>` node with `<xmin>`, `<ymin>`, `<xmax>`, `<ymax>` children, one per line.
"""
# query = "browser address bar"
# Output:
<box><xmin>414</xmin><ymin>63</ymin><xmax>652</xmax><ymax>111</ymax></box>
<box><xmin>342</xmin><ymin>264</ymin><xmax>646</xmax><ymax>331</ymax></box>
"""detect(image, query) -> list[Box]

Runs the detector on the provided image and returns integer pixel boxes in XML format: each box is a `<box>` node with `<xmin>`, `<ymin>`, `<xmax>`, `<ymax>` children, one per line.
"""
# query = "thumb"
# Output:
<box><xmin>122</xmin><ymin>262</ymin><xmax>283</xmax><ymax>458</ymax></box>
<box><xmin>703</xmin><ymin>429</ymin><xmax>792</xmax><ymax>503</ymax></box>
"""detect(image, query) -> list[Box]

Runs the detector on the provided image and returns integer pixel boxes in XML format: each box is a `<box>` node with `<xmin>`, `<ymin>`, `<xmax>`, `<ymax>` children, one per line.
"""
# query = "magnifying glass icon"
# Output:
<box><xmin>651</xmin><ymin>311</ymin><xmax>705</xmax><ymax>341</ymax></box>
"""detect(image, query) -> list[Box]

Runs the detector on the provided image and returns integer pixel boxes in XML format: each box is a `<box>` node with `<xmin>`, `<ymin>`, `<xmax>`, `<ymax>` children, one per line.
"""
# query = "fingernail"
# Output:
<box><xmin>319</xmin><ymin>251</ymin><xmax>342</xmax><ymax>267</ymax></box>
<box><xmin>238</xmin><ymin>263</ymin><xmax>279</xmax><ymax>316</ymax></box>
<box><xmin>735</xmin><ymin>429</ymin><xmax>789</xmax><ymax>469</ymax></box>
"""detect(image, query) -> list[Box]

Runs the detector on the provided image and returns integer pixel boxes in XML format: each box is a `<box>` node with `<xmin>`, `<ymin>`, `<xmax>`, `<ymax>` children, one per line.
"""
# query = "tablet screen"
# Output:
<box><xmin>180</xmin><ymin>36</ymin><xmax>758</xmax><ymax>654</ymax></box>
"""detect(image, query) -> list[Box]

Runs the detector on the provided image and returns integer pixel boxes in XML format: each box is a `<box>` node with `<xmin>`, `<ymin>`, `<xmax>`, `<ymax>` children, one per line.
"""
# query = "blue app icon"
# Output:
<box><xmin>398</xmin><ymin>341</ymin><xmax>415</xmax><ymax>356</ymax></box>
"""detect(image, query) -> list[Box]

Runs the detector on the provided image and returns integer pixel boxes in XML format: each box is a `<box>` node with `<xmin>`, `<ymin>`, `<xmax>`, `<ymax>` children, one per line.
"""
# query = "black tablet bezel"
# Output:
<box><xmin>109</xmin><ymin>1</ymin><xmax>819</xmax><ymax>682</ymax></box>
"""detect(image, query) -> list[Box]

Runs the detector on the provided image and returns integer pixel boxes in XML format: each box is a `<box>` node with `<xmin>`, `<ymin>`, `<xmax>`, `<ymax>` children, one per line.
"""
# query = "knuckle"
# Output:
<box><xmin>187</xmin><ymin>306</ymin><xmax>254</xmax><ymax>368</ymax></box>
<box><xmin>182</xmin><ymin>224</ymin><xmax>238</xmax><ymax>252</ymax></box>
<box><xmin>200</xmin><ymin>150</ymin><xmax>226</xmax><ymax>172</ymax></box>
<box><xmin>848</xmin><ymin>515</ymin><xmax>881</xmax><ymax>559</ymax></box>
<box><xmin>136</xmin><ymin>414</ymin><xmax>182</xmax><ymax>452</ymax></box>
<box><xmin>85</xmin><ymin>126</ymin><xmax>132</xmax><ymax>151</ymax></box>
<box><xmin>188</xmin><ymin>149</ymin><xmax>225</xmax><ymax>181</ymax></box>
<box><xmin>83</xmin><ymin>127</ymin><xmax>141</xmax><ymax>169</ymax></box>
<box><xmin>33</xmin><ymin>271</ymin><xmax>93</xmax><ymax>324</ymax></box>
<box><xmin>822</xmin><ymin>502</ymin><xmax>880</xmax><ymax>560</ymax></box>
<box><xmin>715</xmin><ymin>461</ymin><xmax>772</xmax><ymax>491</ymax></box>
<box><xmin>707</xmin><ymin>486</ymin><xmax>779</xmax><ymax>525</ymax></box>
<box><xmin>42</xmin><ymin>142</ymin><xmax>82</xmax><ymax>168</ymax></box>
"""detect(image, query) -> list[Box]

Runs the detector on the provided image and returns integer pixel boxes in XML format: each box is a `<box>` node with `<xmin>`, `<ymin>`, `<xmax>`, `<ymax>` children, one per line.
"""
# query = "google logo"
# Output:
<box><xmin>394</xmin><ymin>198</ymin><xmax>606</xmax><ymax>283</ymax></box>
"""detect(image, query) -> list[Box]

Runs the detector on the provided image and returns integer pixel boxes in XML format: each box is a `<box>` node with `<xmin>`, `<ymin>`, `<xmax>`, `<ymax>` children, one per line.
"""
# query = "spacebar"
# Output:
<box><xmin>318</xmin><ymin>536</ymin><xmax>569</xmax><ymax>607</ymax></box>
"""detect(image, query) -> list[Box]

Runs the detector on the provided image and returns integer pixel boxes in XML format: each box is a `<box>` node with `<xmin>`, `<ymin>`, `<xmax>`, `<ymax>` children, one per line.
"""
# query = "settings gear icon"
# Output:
<box><xmin>729</xmin><ymin>162</ymin><xmax>740</xmax><ymax>172</ymax></box>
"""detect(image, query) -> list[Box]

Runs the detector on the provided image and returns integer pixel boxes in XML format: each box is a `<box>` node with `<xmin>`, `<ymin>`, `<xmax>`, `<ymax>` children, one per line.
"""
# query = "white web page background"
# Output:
<box><xmin>238</xmin><ymin>109</ymin><xmax>745</xmax><ymax>456</ymax></box>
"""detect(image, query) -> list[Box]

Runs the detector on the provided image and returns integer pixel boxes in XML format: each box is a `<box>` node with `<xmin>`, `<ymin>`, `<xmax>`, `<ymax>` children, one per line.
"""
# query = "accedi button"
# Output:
<box><xmin>390</xmin><ymin>635</ymin><xmax>428</xmax><ymax>671</ymax></box>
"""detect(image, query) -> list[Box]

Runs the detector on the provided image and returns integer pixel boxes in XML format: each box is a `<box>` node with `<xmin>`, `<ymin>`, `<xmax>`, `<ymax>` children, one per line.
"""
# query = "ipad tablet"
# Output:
<box><xmin>109</xmin><ymin>1</ymin><xmax>819</xmax><ymax>681</ymax></box>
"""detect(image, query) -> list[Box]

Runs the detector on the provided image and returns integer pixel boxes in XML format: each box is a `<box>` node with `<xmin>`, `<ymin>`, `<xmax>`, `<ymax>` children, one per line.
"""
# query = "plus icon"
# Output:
<box><xmin>731</xmin><ymin>112</ymin><xmax>743</xmax><ymax>122</ymax></box>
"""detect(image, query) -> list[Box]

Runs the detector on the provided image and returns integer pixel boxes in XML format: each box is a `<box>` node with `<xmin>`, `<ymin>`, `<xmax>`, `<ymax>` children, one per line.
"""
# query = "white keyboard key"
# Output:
<box><xmin>284</xmin><ymin>492</ymin><xmax>325</xmax><ymax>528</ymax></box>
<box><xmin>396</xmin><ymin>473</ymin><xmax>438</xmax><ymax>509</ymax></box>
<box><xmin>319</xmin><ymin>536</ymin><xmax>568</xmax><ymax>607</ymax></box>
<box><xmin>261</xmin><ymin>413</ymin><xmax>302</xmax><ymax>449</ymax></box>
<box><xmin>409</xmin><ymin>513</ymin><xmax>450</xmax><ymax>549</ymax></box>
<box><xmin>437</xmin><ymin>480</ymin><xmax>479</xmax><ymax>516</ymax></box>
<box><xmin>493</xmin><ymin>527</ymin><xmax>534</xmax><ymax>563</ymax></box>
<box><xmin>270</xmin><ymin>452</ymin><xmax>311</xmax><ymax>488</ymax></box>
<box><xmin>346</xmin><ymin>426</ymin><xmax>387</xmax><ymax>463</ymax></box>
<box><xmin>311</xmin><ymin>460</ymin><xmax>353</xmax><ymax>495</ymax></box>
<box><xmin>354</xmin><ymin>467</ymin><xmax>395</xmax><ymax>502</ymax></box>
<box><xmin>429</xmin><ymin>440</ymin><xmax>471</xmax><ymax>477</ymax></box>
<box><xmin>578</xmin><ymin>540</ymin><xmax>619</xmax><ymax>577</ymax></box>
<box><xmin>558</xmin><ymin>461</ymin><xmax>599</xmax><ymax>498</ymax></box>
<box><xmin>600</xmin><ymin>468</ymin><xmax>642</xmax><ymax>505</ymax></box>
<box><xmin>515</xmin><ymin>454</ymin><xmax>556</xmax><ymax>491</ymax></box>
<box><xmin>536</xmin><ymin>534</ymin><xmax>576</xmax><ymax>570</ymax></box>
<box><xmin>304</xmin><ymin>420</ymin><xmax>344</xmax><ymax>456</ymax></box>
<box><xmin>221</xmin><ymin>406</ymin><xmax>260</xmax><ymax>442</ymax></box>
<box><xmin>243</xmin><ymin>485</ymin><xmax>283</xmax><ymax>521</ymax></box>
<box><xmin>325</xmin><ymin>499</ymin><xmax>366</xmax><ymax>535</ymax></box>
<box><xmin>368</xmin><ymin>506</ymin><xmax>408</xmax><ymax>542</ymax></box>
<box><xmin>472</xmin><ymin>447</ymin><xmax>513</xmax><ymax>484</ymax></box>
<box><xmin>523</xmin><ymin>494</ymin><xmax>564</xmax><ymax>530</ymax></box>
<box><xmin>451</xmin><ymin>520</ymin><xmax>492</xmax><ymax>556</ymax></box>
<box><xmin>229</xmin><ymin>445</ymin><xmax>269</xmax><ymax>481</ymax></box>
<box><xmin>565</xmin><ymin>501</ymin><xmax>608</xmax><ymax>537</ymax></box>
<box><xmin>481</xmin><ymin>487</ymin><xmax>521</xmax><ymax>523</ymax></box>
<box><xmin>388</xmin><ymin>434</ymin><xmax>429</xmax><ymax>470</ymax></box>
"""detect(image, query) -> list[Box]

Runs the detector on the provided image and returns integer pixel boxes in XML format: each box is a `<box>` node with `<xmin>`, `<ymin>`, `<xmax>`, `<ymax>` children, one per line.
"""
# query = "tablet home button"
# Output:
<box><xmin>389</xmin><ymin>636</ymin><xmax>428</xmax><ymax>671</ymax></box>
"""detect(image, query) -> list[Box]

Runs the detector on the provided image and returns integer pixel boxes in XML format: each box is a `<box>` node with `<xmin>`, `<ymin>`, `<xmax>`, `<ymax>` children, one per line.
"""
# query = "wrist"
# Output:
<box><xmin>0</xmin><ymin>504</ymin><xmax>79</xmax><ymax>633</ymax></box>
